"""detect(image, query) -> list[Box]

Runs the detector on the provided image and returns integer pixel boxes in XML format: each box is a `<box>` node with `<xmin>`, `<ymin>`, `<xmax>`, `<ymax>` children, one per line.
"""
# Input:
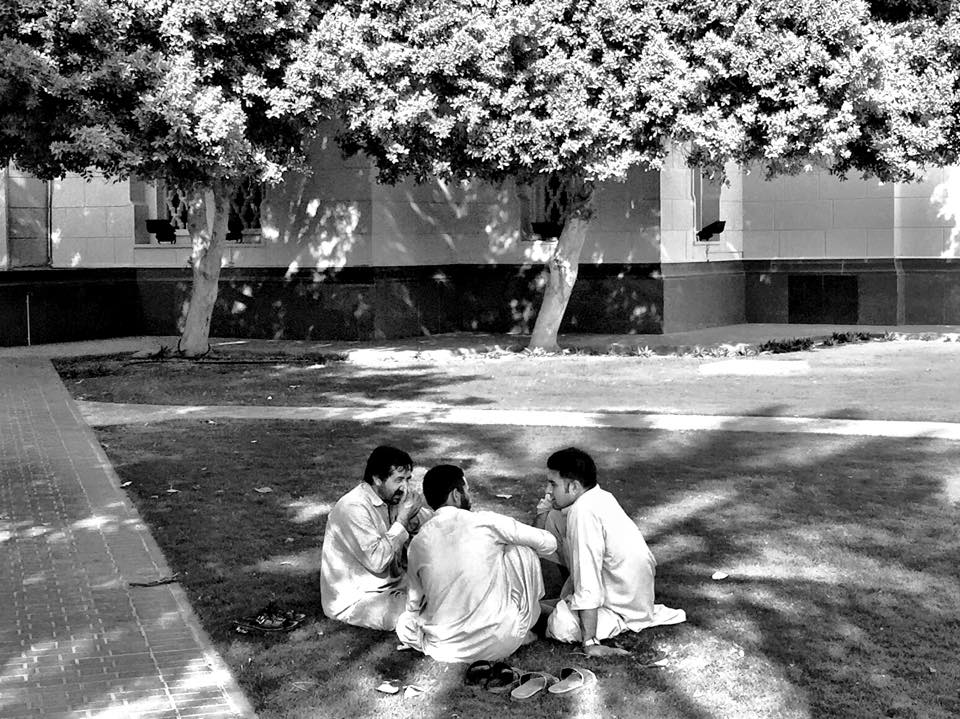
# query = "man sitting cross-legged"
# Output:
<box><xmin>395</xmin><ymin>464</ymin><xmax>558</xmax><ymax>663</ymax></box>
<box><xmin>320</xmin><ymin>445</ymin><xmax>426</xmax><ymax>631</ymax></box>
<box><xmin>535</xmin><ymin>447</ymin><xmax>686</xmax><ymax>657</ymax></box>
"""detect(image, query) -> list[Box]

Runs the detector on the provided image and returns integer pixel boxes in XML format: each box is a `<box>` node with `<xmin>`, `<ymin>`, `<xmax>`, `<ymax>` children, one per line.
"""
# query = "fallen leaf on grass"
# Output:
<box><xmin>284</xmin><ymin>537</ymin><xmax>295</xmax><ymax>543</ymax></box>
<box><xmin>495</xmin><ymin>493</ymin><xmax>513</xmax><ymax>499</ymax></box>
<box><xmin>250</xmin><ymin>440</ymin><xmax>258</xmax><ymax>444</ymax></box>
<box><xmin>254</xmin><ymin>487</ymin><xmax>273</xmax><ymax>494</ymax></box>
<box><xmin>376</xmin><ymin>680</ymin><xmax>400</xmax><ymax>695</ymax></box>
<box><xmin>641</xmin><ymin>659</ymin><xmax>669</xmax><ymax>669</ymax></box>
<box><xmin>711</xmin><ymin>571</ymin><xmax>729</xmax><ymax>580</ymax></box>
<box><xmin>166</xmin><ymin>488</ymin><xmax>180</xmax><ymax>494</ymax></box>
<box><xmin>120</xmin><ymin>482</ymin><xmax>132</xmax><ymax>488</ymax></box>
<box><xmin>404</xmin><ymin>685</ymin><xmax>426</xmax><ymax>699</ymax></box>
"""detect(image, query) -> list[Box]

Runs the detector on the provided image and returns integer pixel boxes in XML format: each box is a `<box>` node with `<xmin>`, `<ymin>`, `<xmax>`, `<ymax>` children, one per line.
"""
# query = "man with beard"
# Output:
<box><xmin>320</xmin><ymin>445</ymin><xmax>425</xmax><ymax>630</ymax></box>
<box><xmin>395</xmin><ymin>464</ymin><xmax>557</xmax><ymax>662</ymax></box>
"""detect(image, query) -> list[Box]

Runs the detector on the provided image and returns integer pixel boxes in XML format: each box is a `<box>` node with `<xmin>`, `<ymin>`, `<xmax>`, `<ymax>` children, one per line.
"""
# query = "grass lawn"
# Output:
<box><xmin>55</xmin><ymin>340</ymin><xmax>960</xmax><ymax>422</ymax></box>
<box><xmin>91</xmin><ymin>417</ymin><xmax>960</xmax><ymax>719</ymax></box>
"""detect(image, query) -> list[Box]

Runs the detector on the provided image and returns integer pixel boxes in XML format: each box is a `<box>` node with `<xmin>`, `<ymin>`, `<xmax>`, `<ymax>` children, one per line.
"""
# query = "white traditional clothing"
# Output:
<box><xmin>320</xmin><ymin>483</ymin><xmax>409</xmax><ymax>630</ymax></box>
<box><xmin>543</xmin><ymin>486</ymin><xmax>685</xmax><ymax>642</ymax></box>
<box><xmin>395</xmin><ymin>506</ymin><xmax>557</xmax><ymax>663</ymax></box>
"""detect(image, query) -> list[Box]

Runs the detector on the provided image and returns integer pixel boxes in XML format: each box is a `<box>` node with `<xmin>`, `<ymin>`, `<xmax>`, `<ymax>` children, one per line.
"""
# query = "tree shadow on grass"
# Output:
<box><xmin>96</xmin><ymin>413</ymin><xmax>960</xmax><ymax>719</ymax></box>
<box><xmin>57</xmin><ymin>355</ymin><xmax>500</xmax><ymax>408</ymax></box>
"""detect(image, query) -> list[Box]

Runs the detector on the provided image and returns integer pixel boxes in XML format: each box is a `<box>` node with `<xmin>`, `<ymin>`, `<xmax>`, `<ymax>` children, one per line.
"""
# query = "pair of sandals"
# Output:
<box><xmin>465</xmin><ymin>660</ymin><xmax>596</xmax><ymax>701</ymax></box>
<box><xmin>233</xmin><ymin>605</ymin><xmax>307</xmax><ymax>634</ymax></box>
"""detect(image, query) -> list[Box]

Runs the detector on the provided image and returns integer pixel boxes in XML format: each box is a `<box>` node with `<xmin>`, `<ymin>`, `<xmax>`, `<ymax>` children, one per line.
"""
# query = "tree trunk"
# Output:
<box><xmin>179</xmin><ymin>179</ymin><xmax>234</xmax><ymax>357</ymax></box>
<box><xmin>528</xmin><ymin>177</ymin><xmax>595</xmax><ymax>351</ymax></box>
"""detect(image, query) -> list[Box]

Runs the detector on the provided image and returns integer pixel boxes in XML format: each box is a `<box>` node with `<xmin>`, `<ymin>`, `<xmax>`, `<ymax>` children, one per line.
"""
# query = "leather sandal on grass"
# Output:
<box><xmin>510</xmin><ymin>671</ymin><xmax>559</xmax><ymax>701</ymax></box>
<box><xmin>547</xmin><ymin>667</ymin><xmax>597</xmax><ymax>695</ymax></box>
<box><xmin>484</xmin><ymin>662</ymin><xmax>523</xmax><ymax>694</ymax></box>
<box><xmin>233</xmin><ymin>605</ymin><xmax>307</xmax><ymax>634</ymax></box>
<box><xmin>463</xmin><ymin>660</ymin><xmax>494</xmax><ymax>687</ymax></box>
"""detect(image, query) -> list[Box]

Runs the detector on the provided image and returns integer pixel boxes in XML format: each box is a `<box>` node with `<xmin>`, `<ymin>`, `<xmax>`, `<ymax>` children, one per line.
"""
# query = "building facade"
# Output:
<box><xmin>2</xmin><ymin>137</ymin><xmax>959</xmax><ymax>346</ymax></box>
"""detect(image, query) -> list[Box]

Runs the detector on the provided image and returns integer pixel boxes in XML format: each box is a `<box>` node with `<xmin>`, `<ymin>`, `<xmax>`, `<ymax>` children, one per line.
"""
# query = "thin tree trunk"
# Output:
<box><xmin>179</xmin><ymin>179</ymin><xmax>234</xmax><ymax>357</ymax></box>
<box><xmin>528</xmin><ymin>177</ymin><xmax>595</xmax><ymax>351</ymax></box>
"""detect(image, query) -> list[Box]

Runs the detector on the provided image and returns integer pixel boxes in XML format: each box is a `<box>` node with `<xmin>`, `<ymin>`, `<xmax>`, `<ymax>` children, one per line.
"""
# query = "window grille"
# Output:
<box><xmin>520</xmin><ymin>173</ymin><xmax>568</xmax><ymax>241</ymax></box>
<box><xmin>226</xmin><ymin>179</ymin><xmax>263</xmax><ymax>243</ymax></box>
<box><xmin>147</xmin><ymin>180</ymin><xmax>262</xmax><ymax>244</ymax></box>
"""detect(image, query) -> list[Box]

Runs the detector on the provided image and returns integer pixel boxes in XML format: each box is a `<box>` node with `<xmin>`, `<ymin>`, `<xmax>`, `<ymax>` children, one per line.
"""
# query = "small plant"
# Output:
<box><xmin>635</xmin><ymin>345</ymin><xmax>654</xmax><ymax>358</ymax></box>
<box><xmin>692</xmin><ymin>345</ymin><xmax>707</xmax><ymax>358</ymax></box>
<box><xmin>758</xmin><ymin>337</ymin><xmax>815</xmax><ymax>354</ymax></box>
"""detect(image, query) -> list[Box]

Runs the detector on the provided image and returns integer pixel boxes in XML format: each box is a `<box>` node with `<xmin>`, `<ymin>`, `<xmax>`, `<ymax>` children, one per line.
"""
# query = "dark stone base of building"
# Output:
<box><xmin>3</xmin><ymin>259</ymin><xmax>960</xmax><ymax>346</ymax></box>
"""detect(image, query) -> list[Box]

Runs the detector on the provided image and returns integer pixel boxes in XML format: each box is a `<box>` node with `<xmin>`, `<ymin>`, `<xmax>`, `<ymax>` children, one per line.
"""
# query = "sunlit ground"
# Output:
<box><xmin>92</xmin><ymin>418</ymin><xmax>960</xmax><ymax>719</ymax></box>
<box><xmin>54</xmin><ymin>341</ymin><xmax>960</xmax><ymax>423</ymax></box>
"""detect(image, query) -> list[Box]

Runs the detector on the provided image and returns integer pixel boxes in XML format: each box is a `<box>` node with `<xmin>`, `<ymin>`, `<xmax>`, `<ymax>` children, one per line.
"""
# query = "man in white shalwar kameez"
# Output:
<box><xmin>320</xmin><ymin>446</ymin><xmax>426</xmax><ymax>631</ymax></box>
<box><xmin>536</xmin><ymin>447</ymin><xmax>685</xmax><ymax>657</ymax></box>
<box><xmin>396</xmin><ymin>464</ymin><xmax>558</xmax><ymax>663</ymax></box>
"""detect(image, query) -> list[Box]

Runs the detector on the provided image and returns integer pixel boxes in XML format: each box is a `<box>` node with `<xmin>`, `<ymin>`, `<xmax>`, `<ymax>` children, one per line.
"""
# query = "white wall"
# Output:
<box><xmin>742</xmin><ymin>169</ymin><xmax>898</xmax><ymax>259</ymax></box>
<box><xmin>51</xmin><ymin>173</ymin><xmax>135</xmax><ymax>267</ymax></box>
<box><xmin>895</xmin><ymin>166</ymin><xmax>960</xmax><ymax>258</ymax></box>
<box><xmin>12</xmin><ymin>135</ymin><xmax>664</xmax><ymax>271</ymax></box>
<box><xmin>658</xmin><ymin>149</ymin><xmax>743</xmax><ymax>264</ymax></box>
<box><xmin>369</xmin><ymin>167</ymin><xmax>661</xmax><ymax>267</ymax></box>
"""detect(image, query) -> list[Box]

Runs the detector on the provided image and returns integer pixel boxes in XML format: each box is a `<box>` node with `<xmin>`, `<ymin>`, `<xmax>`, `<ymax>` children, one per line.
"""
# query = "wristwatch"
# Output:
<box><xmin>583</xmin><ymin>637</ymin><xmax>601</xmax><ymax>648</ymax></box>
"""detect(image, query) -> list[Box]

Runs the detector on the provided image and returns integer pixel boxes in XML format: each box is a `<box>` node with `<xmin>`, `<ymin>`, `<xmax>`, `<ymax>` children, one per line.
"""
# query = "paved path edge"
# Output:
<box><xmin>59</xmin><ymin>372</ymin><xmax>259</xmax><ymax>718</ymax></box>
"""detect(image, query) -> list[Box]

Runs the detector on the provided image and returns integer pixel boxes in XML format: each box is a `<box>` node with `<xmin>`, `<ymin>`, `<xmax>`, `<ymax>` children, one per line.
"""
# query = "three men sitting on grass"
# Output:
<box><xmin>320</xmin><ymin>444</ymin><xmax>684</xmax><ymax>661</ymax></box>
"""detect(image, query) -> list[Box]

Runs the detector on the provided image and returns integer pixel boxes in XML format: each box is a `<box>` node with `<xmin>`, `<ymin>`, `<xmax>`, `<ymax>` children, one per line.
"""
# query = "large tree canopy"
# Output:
<box><xmin>1</xmin><ymin>0</ymin><xmax>324</xmax><ymax>354</ymax></box>
<box><xmin>295</xmin><ymin>0</ymin><xmax>958</xmax><ymax>349</ymax></box>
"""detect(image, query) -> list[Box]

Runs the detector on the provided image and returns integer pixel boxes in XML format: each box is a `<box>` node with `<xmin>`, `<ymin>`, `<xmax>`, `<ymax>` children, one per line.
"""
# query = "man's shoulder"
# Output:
<box><xmin>571</xmin><ymin>487</ymin><xmax>620</xmax><ymax>518</ymax></box>
<box><xmin>333</xmin><ymin>484</ymin><xmax>374</xmax><ymax>510</ymax></box>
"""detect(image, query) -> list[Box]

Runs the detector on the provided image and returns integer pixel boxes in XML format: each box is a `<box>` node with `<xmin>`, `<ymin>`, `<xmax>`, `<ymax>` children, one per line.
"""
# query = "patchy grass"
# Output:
<box><xmin>95</xmin><ymin>419</ymin><xmax>960</xmax><ymax>719</ymax></box>
<box><xmin>55</xmin><ymin>342</ymin><xmax>960</xmax><ymax>422</ymax></box>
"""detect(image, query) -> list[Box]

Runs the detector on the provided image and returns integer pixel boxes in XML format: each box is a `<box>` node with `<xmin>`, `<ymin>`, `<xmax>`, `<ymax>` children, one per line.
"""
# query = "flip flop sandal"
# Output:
<box><xmin>547</xmin><ymin>666</ymin><xmax>597</xmax><ymax>695</ymax></box>
<box><xmin>484</xmin><ymin>662</ymin><xmax>523</xmax><ymax>694</ymax></box>
<box><xmin>233</xmin><ymin>609</ymin><xmax>306</xmax><ymax>634</ymax></box>
<box><xmin>463</xmin><ymin>660</ymin><xmax>494</xmax><ymax>687</ymax></box>
<box><xmin>510</xmin><ymin>671</ymin><xmax>558</xmax><ymax>702</ymax></box>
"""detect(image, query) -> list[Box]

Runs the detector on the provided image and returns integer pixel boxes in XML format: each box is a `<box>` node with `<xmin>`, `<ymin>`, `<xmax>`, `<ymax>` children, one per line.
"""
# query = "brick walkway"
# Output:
<box><xmin>0</xmin><ymin>359</ymin><xmax>255</xmax><ymax>719</ymax></box>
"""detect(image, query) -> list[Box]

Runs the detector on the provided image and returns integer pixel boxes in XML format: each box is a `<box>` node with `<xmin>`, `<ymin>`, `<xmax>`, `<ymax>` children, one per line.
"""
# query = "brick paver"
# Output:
<box><xmin>0</xmin><ymin>359</ymin><xmax>255</xmax><ymax>719</ymax></box>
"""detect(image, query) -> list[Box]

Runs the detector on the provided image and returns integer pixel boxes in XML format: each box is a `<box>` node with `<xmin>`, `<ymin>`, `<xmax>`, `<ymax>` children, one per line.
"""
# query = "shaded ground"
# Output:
<box><xmin>58</xmin><ymin>340</ymin><xmax>960</xmax><ymax>422</ymax></box>
<box><xmin>94</xmin><ymin>418</ymin><xmax>960</xmax><ymax>719</ymax></box>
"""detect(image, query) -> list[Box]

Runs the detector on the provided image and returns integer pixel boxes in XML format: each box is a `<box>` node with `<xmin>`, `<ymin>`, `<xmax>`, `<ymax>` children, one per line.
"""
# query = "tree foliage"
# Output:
<box><xmin>299</xmin><ymin>0</ymin><xmax>956</xmax><ymax>189</ymax></box>
<box><xmin>1</xmin><ymin>0</ymin><xmax>321</xmax><ymax>189</ymax></box>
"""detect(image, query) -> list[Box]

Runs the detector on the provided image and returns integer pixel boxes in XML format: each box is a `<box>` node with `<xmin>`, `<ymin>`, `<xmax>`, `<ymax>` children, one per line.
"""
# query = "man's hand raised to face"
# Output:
<box><xmin>397</xmin><ymin>490</ymin><xmax>424</xmax><ymax>529</ymax></box>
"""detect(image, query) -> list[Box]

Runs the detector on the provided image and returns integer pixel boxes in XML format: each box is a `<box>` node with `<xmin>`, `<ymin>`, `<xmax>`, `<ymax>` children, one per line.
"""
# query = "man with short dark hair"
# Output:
<box><xmin>536</xmin><ymin>447</ymin><xmax>685</xmax><ymax>656</ymax></box>
<box><xmin>320</xmin><ymin>445</ymin><xmax>425</xmax><ymax>630</ymax></box>
<box><xmin>395</xmin><ymin>464</ymin><xmax>557</xmax><ymax>662</ymax></box>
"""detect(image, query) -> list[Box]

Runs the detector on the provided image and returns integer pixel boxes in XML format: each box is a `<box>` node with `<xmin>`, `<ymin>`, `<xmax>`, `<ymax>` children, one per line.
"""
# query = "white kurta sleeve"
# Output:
<box><xmin>342</xmin><ymin>501</ymin><xmax>409</xmax><ymax>574</ymax></box>
<box><xmin>405</xmin><ymin>540</ymin><xmax>426</xmax><ymax>613</ymax></box>
<box><xmin>567</xmin><ymin>504</ymin><xmax>605</xmax><ymax>611</ymax></box>
<box><xmin>482</xmin><ymin>512</ymin><xmax>558</xmax><ymax>557</ymax></box>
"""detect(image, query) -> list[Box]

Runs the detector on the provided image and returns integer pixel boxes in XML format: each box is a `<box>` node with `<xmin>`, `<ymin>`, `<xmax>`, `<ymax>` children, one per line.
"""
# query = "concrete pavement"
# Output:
<box><xmin>0</xmin><ymin>358</ymin><xmax>255</xmax><ymax>719</ymax></box>
<box><xmin>76</xmin><ymin>400</ymin><xmax>960</xmax><ymax>442</ymax></box>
